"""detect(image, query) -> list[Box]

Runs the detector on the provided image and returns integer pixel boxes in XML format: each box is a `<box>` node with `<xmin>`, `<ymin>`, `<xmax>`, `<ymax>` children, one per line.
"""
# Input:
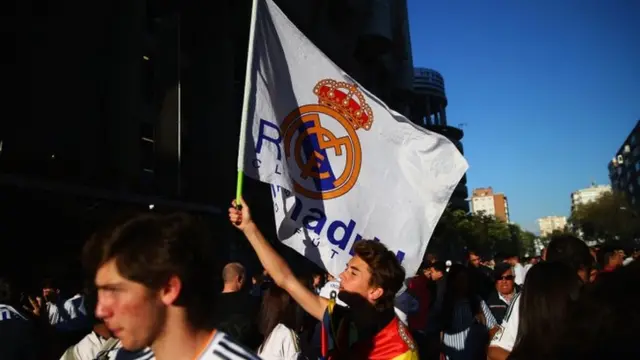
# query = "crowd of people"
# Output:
<box><xmin>1</xmin><ymin>198</ymin><xmax>638</xmax><ymax>360</ymax></box>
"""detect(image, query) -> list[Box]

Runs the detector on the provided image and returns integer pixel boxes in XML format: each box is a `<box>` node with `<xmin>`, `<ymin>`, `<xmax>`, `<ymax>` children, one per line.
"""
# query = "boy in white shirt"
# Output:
<box><xmin>87</xmin><ymin>212</ymin><xmax>259</xmax><ymax>360</ymax></box>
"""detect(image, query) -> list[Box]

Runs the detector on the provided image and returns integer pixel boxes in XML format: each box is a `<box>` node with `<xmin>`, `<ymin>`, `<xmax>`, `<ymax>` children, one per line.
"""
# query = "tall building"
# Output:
<box><xmin>409</xmin><ymin>67</ymin><xmax>469</xmax><ymax>211</ymax></box>
<box><xmin>470</xmin><ymin>187</ymin><xmax>509</xmax><ymax>222</ymax></box>
<box><xmin>537</xmin><ymin>216</ymin><xmax>567</xmax><ymax>237</ymax></box>
<box><xmin>608</xmin><ymin>120</ymin><xmax>640</xmax><ymax>209</ymax></box>
<box><xmin>571</xmin><ymin>183</ymin><xmax>612</xmax><ymax>212</ymax></box>
<box><xmin>411</xmin><ymin>67</ymin><xmax>448</xmax><ymax>127</ymax></box>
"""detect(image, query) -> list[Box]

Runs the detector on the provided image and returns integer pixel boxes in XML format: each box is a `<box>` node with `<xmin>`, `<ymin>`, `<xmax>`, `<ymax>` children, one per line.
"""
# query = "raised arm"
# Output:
<box><xmin>229</xmin><ymin>198</ymin><xmax>329</xmax><ymax>320</ymax></box>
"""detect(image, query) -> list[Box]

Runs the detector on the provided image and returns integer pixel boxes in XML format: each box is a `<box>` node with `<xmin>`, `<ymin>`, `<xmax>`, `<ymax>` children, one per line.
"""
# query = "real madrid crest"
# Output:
<box><xmin>281</xmin><ymin>79</ymin><xmax>374</xmax><ymax>200</ymax></box>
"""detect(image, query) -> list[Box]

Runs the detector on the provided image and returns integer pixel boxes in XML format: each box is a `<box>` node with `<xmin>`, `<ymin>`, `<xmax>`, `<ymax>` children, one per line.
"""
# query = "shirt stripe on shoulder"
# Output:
<box><xmin>212</xmin><ymin>349</ymin><xmax>232</xmax><ymax>360</ymax></box>
<box><xmin>0</xmin><ymin>304</ymin><xmax>27</xmax><ymax>321</ymax></box>
<box><xmin>217</xmin><ymin>337</ymin><xmax>259</xmax><ymax>360</ymax></box>
<box><xmin>137</xmin><ymin>350</ymin><xmax>155</xmax><ymax>360</ymax></box>
<box><xmin>114</xmin><ymin>347</ymin><xmax>155</xmax><ymax>360</ymax></box>
<box><xmin>202</xmin><ymin>331</ymin><xmax>259</xmax><ymax>360</ymax></box>
<box><xmin>503</xmin><ymin>292</ymin><xmax>520</xmax><ymax>322</ymax></box>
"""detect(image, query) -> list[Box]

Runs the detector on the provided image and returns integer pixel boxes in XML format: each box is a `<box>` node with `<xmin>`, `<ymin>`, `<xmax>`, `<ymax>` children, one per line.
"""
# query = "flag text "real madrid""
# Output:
<box><xmin>253</xmin><ymin>118</ymin><xmax>406</xmax><ymax>264</ymax></box>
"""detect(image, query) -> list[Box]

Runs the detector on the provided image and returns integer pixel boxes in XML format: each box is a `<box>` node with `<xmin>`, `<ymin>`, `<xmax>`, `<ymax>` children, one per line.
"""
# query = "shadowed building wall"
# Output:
<box><xmin>3</xmin><ymin>0</ymin><xmax>416</xmax><ymax>274</ymax></box>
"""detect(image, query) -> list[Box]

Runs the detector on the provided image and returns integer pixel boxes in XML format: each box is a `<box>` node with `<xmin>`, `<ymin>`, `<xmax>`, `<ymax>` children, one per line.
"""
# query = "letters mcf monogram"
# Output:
<box><xmin>281</xmin><ymin>79</ymin><xmax>374</xmax><ymax>200</ymax></box>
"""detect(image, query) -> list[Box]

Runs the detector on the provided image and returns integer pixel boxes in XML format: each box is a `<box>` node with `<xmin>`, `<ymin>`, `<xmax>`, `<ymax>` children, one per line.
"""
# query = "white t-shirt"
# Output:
<box><xmin>47</xmin><ymin>301</ymin><xmax>64</xmax><ymax>325</ymax></box>
<box><xmin>65</xmin><ymin>294</ymin><xmax>87</xmax><ymax>318</ymax></box>
<box><xmin>199</xmin><ymin>331</ymin><xmax>259</xmax><ymax>360</ymax></box>
<box><xmin>523</xmin><ymin>263</ymin><xmax>533</xmax><ymax>280</ymax></box>
<box><xmin>258</xmin><ymin>323</ymin><xmax>302</xmax><ymax>360</ymax></box>
<box><xmin>489</xmin><ymin>292</ymin><xmax>520</xmax><ymax>352</ymax></box>
<box><xmin>513</xmin><ymin>263</ymin><xmax>525</xmax><ymax>286</ymax></box>
<box><xmin>47</xmin><ymin>294</ymin><xmax>87</xmax><ymax>327</ymax></box>
<box><xmin>318</xmin><ymin>281</ymin><xmax>346</xmax><ymax>306</ymax></box>
<box><xmin>59</xmin><ymin>331</ymin><xmax>107</xmax><ymax>360</ymax></box>
<box><xmin>0</xmin><ymin>304</ymin><xmax>27</xmax><ymax>321</ymax></box>
<box><xmin>623</xmin><ymin>257</ymin><xmax>635</xmax><ymax>266</ymax></box>
<box><xmin>102</xmin><ymin>331</ymin><xmax>259</xmax><ymax>360</ymax></box>
<box><xmin>58</xmin><ymin>294</ymin><xmax>91</xmax><ymax>331</ymax></box>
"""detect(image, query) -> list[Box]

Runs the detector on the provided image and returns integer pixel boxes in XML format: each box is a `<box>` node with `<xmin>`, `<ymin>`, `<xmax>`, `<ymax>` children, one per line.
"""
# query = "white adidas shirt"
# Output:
<box><xmin>258</xmin><ymin>323</ymin><xmax>302</xmax><ymax>360</ymax></box>
<box><xmin>318</xmin><ymin>281</ymin><xmax>346</xmax><ymax>306</ymax></box>
<box><xmin>490</xmin><ymin>293</ymin><xmax>521</xmax><ymax>352</ymax></box>
<box><xmin>0</xmin><ymin>304</ymin><xmax>27</xmax><ymax>321</ymax></box>
<box><xmin>102</xmin><ymin>331</ymin><xmax>259</xmax><ymax>360</ymax></box>
<box><xmin>60</xmin><ymin>331</ymin><xmax>107</xmax><ymax>360</ymax></box>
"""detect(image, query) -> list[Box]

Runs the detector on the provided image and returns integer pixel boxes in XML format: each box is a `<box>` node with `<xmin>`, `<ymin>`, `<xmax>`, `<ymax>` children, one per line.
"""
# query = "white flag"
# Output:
<box><xmin>239</xmin><ymin>0</ymin><xmax>468</xmax><ymax>278</ymax></box>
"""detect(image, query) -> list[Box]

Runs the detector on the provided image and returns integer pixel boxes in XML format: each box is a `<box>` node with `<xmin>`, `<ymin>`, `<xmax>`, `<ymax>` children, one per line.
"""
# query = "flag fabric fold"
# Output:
<box><xmin>239</xmin><ymin>0</ymin><xmax>469</xmax><ymax>278</ymax></box>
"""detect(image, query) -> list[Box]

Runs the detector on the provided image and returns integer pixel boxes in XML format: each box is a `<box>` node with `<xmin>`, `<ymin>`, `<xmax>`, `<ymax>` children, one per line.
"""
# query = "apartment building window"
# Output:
<box><xmin>635</xmin><ymin>161</ymin><xmax>640</xmax><ymax>172</ymax></box>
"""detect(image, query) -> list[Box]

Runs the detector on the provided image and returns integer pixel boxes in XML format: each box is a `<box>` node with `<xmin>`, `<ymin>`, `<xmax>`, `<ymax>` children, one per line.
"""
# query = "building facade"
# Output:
<box><xmin>537</xmin><ymin>216</ymin><xmax>567</xmax><ymax>237</ymax></box>
<box><xmin>3</xmin><ymin>0</ymin><xmax>417</xmax><ymax>270</ymax></box>
<box><xmin>470</xmin><ymin>187</ymin><xmax>509</xmax><ymax>222</ymax></box>
<box><xmin>608</xmin><ymin>120</ymin><xmax>640</xmax><ymax>209</ymax></box>
<box><xmin>5</xmin><ymin>0</ymin><xmax>414</xmax><ymax>205</ymax></box>
<box><xmin>409</xmin><ymin>67</ymin><xmax>469</xmax><ymax>211</ymax></box>
<box><xmin>571</xmin><ymin>184</ymin><xmax>612</xmax><ymax>212</ymax></box>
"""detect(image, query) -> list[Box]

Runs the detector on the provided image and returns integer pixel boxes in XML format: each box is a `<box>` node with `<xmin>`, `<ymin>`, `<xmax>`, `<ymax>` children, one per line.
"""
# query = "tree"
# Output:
<box><xmin>429</xmin><ymin>207</ymin><xmax>467</xmax><ymax>257</ymax></box>
<box><xmin>569</xmin><ymin>191</ymin><xmax>640</xmax><ymax>244</ymax></box>
<box><xmin>428</xmin><ymin>207</ymin><xmax>541</xmax><ymax>260</ymax></box>
<box><xmin>518</xmin><ymin>230</ymin><xmax>537</xmax><ymax>257</ymax></box>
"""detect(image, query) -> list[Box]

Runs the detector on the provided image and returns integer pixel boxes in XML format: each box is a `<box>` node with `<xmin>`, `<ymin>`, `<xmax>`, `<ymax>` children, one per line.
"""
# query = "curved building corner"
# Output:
<box><xmin>410</xmin><ymin>67</ymin><xmax>469</xmax><ymax>212</ymax></box>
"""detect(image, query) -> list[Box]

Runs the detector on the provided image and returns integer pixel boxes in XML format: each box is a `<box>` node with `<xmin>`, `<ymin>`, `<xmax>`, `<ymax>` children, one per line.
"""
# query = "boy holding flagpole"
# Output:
<box><xmin>229</xmin><ymin>200</ymin><xmax>419</xmax><ymax>359</ymax></box>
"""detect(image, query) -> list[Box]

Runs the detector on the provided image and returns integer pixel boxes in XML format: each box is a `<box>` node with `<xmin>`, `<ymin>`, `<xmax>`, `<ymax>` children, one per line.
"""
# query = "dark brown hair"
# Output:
<box><xmin>441</xmin><ymin>264</ymin><xmax>481</xmax><ymax>332</ymax></box>
<box><xmin>352</xmin><ymin>240</ymin><xmax>405</xmax><ymax>311</ymax></box>
<box><xmin>258</xmin><ymin>285</ymin><xmax>301</xmax><ymax>351</ymax></box>
<box><xmin>548</xmin><ymin>261</ymin><xmax>640</xmax><ymax>359</ymax></box>
<box><xmin>509</xmin><ymin>261</ymin><xmax>581</xmax><ymax>360</ymax></box>
<box><xmin>84</xmin><ymin>212</ymin><xmax>220</xmax><ymax>330</ymax></box>
<box><xmin>546</xmin><ymin>234</ymin><xmax>594</xmax><ymax>273</ymax></box>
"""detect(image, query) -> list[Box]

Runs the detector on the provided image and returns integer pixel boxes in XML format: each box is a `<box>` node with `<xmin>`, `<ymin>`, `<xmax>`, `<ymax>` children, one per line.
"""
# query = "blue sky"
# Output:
<box><xmin>406</xmin><ymin>0</ymin><xmax>640</xmax><ymax>232</ymax></box>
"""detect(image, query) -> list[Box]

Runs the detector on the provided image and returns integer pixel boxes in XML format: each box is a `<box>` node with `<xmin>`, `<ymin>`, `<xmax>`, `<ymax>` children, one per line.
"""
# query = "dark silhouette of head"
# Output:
<box><xmin>546</xmin><ymin>234</ymin><xmax>594</xmax><ymax>283</ymax></box>
<box><xmin>258</xmin><ymin>284</ymin><xmax>301</xmax><ymax>351</ymax></box>
<box><xmin>510</xmin><ymin>261</ymin><xmax>581</xmax><ymax>360</ymax></box>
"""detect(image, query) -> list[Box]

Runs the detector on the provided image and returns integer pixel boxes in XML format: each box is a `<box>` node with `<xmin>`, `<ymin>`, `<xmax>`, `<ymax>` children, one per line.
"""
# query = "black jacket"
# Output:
<box><xmin>485</xmin><ymin>290</ymin><xmax>519</xmax><ymax>324</ymax></box>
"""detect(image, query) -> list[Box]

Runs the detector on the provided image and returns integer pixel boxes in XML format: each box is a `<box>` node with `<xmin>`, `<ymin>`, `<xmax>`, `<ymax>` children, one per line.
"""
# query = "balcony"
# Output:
<box><xmin>426</xmin><ymin>125</ymin><xmax>464</xmax><ymax>141</ymax></box>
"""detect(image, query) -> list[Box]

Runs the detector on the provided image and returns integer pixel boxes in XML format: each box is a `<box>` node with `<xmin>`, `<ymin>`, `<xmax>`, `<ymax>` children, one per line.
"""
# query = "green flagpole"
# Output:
<box><xmin>235</xmin><ymin>170</ymin><xmax>244</xmax><ymax>205</ymax></box>
<box><xmin>235</xmin><ymin>0</ymin><xmax>260</xmax><ymax>207</ymax></box>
